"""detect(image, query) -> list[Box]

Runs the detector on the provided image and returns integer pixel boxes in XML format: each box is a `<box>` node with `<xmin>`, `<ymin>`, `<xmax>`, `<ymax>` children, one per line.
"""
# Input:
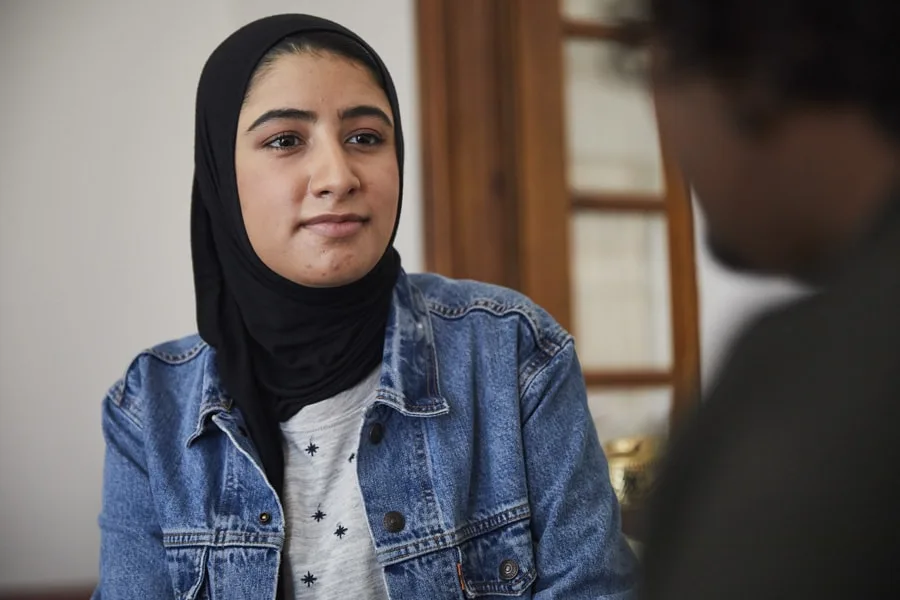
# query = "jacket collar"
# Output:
<box><xmin>375</xmin><ymin>270</ymin><xmax>449</xmax><ymax>417</ymax></box>
<box><xmin>187</xmin><ymin>270</ymin><xmax>448</xmax><ymax>447</ymax></box>
<box><xmin>186</xmin><ymin>350</ymin><xmax>234</xmax><ymax>446</ymax></box>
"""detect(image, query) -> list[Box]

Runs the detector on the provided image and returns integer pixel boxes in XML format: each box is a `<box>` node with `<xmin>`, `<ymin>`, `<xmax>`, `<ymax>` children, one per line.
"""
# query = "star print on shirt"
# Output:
<box><xmin>334</xmin><ymin>524</ymin><xmax>348</xmax><ymax>539</ymax></box>
<box><xmin>312</xmin><ymin>507</ymin><xmax>327</xmax><ymax>522</ymax></box>
<box><xmin>301</xmin><ymin>571</ymin><xmax>317</xmax><ymax>587</ymax></box>
<box><xmin>305</xmin><ymin>440</ymin><xmax>319</xmax><ymax>456</ymax></box>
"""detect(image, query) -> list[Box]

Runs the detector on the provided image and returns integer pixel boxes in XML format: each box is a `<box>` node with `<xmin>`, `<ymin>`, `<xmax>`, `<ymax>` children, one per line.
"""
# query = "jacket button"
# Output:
<box><xmin>499</xmin><ymin>559</ymin><xmax>519</xmax><ymax>581</ymax></box>
<box><xmin>258</xmin><ymin>512</ymin><xmax>271</xmax><ymax>524</ymax></box>
<box><xmin>383</xmin><ymin>511</ymin><xmax>405</xmax><ymax>533</ymax></box>
<box><xmin>369</xmin><ymin>423</ymin><xmax>385</xmax><ymax>445</ymax></box>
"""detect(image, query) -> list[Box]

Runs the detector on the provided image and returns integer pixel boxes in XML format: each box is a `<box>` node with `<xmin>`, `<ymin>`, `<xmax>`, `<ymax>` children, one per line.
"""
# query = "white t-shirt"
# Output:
<box><xmin>280</xmin><ymin>368</ymin><xmax>389</xmax><ymax>599</ymax></box>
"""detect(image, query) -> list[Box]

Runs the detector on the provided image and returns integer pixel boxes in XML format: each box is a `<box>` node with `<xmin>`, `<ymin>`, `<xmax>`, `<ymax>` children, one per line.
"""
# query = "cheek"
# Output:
<box><xmin>657</xmin><ymin>90</ymin><xmax>752</xmax><ymax>221</ymax></box>
<box><xmin>657</xmin><ymin>89</ymin><xmax>702</xmax><ymax>183</ymax></box>
<box><xmin>236</xmin><ymin>158</ymin><xmax>303</xmax><ymax>239</ymax></box>
<box><xmin>364</xmin><ymin>159</ymin><xmax>401</xmax><ymax>234</ymax></box>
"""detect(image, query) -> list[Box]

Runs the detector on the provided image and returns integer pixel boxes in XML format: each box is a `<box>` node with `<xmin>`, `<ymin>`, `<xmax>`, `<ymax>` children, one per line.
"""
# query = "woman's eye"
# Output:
<box><xmin>266</xmin><ymin>133</ymin><xmax>302</xmax><ymax>150</ymax></box>
<box><xmin>347</xmin><ymin>133</ymin><xmax>383</xmax><ymax>146</ymax></box>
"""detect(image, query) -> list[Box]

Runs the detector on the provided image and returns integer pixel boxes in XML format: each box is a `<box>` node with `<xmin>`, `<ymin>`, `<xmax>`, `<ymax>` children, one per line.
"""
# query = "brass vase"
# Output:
<box><xmin>602</xmin><ymin>436</ymin><xmax>662</xmax><ymax>508</ymax></box>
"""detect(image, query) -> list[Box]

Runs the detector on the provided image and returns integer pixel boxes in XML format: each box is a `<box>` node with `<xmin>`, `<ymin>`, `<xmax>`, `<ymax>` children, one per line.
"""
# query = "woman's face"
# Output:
<box><xmin>235</xmin><ymin>51</ymin><xmax>399</xmax><ymax>287</ymax></box>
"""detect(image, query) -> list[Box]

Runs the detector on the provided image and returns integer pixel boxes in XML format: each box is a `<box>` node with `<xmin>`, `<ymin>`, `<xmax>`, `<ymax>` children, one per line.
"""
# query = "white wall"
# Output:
<box><xmin>0</xmin><ymin>0</ymin><xmax>799</xmax><ymax>590</ymax></box>
<box><xmin>0</xmin><ymin>0</ymin><xmax>421</xmax><ymax>589</ymax></box>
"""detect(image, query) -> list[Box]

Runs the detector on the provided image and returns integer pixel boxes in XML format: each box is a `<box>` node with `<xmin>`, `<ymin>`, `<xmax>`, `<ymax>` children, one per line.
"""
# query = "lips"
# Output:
<box><xmin>300</xmin><ymin>213</ymin><xmax>368</xmax><ymax>239</ymax></box>
<box><xmin>301</xmin><ymin>213</ymin><xmax>366</xmax><ymax>226</ymax></box>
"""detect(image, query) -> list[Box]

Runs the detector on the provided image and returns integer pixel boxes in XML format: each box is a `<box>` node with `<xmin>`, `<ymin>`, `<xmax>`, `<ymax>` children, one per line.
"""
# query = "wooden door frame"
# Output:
<box><xmin>416</xmin><ymin>0</ymin><xmax>572</xmax><ymax>327</ymax></box>
<box><xmin>416</xmin><ymin>0</ymin><xmax>520</xmax><ymax>290</ymax></box>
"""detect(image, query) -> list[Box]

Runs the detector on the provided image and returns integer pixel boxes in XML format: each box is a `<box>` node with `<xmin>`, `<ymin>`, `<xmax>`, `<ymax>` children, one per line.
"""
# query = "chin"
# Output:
<box><xmin>706</xmin><ymin>231</ymin><xmax>766</xmax><ymax>275</ymax></box>
<box><xmin>706</xmin><ymin>230</ymin><xmax>815</xmax><ymax>281</ymax></box>
<box><xmin>294</xmin><ymin>271</ymin><xmax>362</xmax><ymax>288</ymax></box>
<box><xmin>291</xmin><ymin>260</ymin><xmax>376</xmax><ymax>288</ymax></box>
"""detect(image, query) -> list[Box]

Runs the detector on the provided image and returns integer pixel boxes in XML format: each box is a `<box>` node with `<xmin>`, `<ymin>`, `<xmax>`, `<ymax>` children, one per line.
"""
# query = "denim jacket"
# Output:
<box><xmin>94</xmin><ymin>271</ymin><xmax>637</xmax><ymax>599</ymax></box>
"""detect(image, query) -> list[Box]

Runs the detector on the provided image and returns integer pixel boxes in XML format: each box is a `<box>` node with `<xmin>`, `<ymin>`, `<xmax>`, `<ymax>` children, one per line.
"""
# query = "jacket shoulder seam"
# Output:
<box><xmin>105</xmin><ymin>371</ymin><xmax>143</xmax><ymax>430</ymax></box>
<box><xmin>142</xmin><ymin>338</ymin><xmax>208</xmax><ymax>365</ymax></box>
<box><xmin>519</xmin><ymin>337</ymin><xmax>575</xmax><ymax>398</ymax></box>
<box><xmin>106</xmin><ymin>338</ymin><xmax>208</xmax><ymax>428</ymax></box>
<box><xmin>426</xmin><ymin>299</ymin><xmax>570</xmax><ymax>358</ymax></box>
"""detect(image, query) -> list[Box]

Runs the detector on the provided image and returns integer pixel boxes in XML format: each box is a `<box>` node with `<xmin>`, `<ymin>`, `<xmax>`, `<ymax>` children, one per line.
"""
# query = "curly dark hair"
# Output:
<box><xmin>628</xmin><ymin>0</ymin><xmax>900</xmax><ymax>138</ymax></box>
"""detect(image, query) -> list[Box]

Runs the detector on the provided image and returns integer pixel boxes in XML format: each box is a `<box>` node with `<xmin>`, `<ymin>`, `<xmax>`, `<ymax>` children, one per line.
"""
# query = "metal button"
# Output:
<box><xmin>258</xmin><ymin>512</ymin><xmax>271</xmax><ymax>524</ymax></box>
<box><xmin>369</xmin><ymin>423</ymin><xmax>385</xmax><ymax>445</ymax></box>
<box><xmin>499</xmin><ymin>559</ymin><xmax>519</xmax><ymax>581</ymax></box>
<box><xmin>383</xmin><ymin>511</ymin><xmax>405</xmax><ymax>533</ymax></box>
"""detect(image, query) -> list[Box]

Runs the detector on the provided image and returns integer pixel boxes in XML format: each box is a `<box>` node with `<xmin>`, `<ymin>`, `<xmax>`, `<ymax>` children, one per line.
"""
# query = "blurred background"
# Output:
<box><xmin>0</xmin><ymin>0</ymin><xmax>802</xmax><ymax>595</ymax></box>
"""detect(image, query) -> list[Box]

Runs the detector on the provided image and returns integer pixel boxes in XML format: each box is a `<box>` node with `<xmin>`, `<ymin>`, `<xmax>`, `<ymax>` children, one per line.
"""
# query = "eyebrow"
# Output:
<box><xmin>246</xmin><ymin>104</ymin><xmax>393</xmax><ymax>133</ymax></box>
<box><xmin>339</xmin><ymin>105</ymin><xmax>393</xmax><ymax>128</ymax></box>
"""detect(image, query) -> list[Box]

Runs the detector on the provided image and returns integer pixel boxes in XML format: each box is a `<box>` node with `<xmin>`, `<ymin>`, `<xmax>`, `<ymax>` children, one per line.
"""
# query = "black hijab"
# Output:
<box><xmin>191</xmin><ymin>14</ymin><xmax>404</xmax><ymax>503</ymax></box>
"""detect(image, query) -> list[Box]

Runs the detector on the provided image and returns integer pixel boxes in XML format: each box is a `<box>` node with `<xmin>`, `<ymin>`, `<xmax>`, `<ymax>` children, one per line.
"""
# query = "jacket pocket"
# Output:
<box><xmin>164</xmin><ymin>545</ymin><xmax>210</xmax><ymax>600</ymax></box>
<box><xmin>458</xmin><ymin>518</ymin><xmax>536</xmax><ymax>598</ymax></box>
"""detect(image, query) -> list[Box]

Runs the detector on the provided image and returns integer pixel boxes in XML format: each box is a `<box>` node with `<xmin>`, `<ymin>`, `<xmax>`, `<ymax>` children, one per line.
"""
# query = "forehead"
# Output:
<box><xmin>243</xmin><ymin>52</ymin><xmax>391</xmax><ymax>111</ymax></box>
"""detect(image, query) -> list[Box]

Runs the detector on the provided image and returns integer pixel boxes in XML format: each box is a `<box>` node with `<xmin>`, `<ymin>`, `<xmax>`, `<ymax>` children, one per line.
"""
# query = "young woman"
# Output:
<box><xmin>94</xmin><ymin>14</ymin><xmax>636</xmax><ymax>600</ymax></box>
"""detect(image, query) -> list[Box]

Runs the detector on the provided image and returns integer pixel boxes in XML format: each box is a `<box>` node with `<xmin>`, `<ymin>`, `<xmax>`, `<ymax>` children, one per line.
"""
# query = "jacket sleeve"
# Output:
<box><xmin>521</xmin><ymin>341</ymin><xmax>638</xmax><ymax>599</ymax></box>
<box><xmin>92</xmin><ymin>385</ymin><xmax>174</xmax><ymax>598</ymax></box>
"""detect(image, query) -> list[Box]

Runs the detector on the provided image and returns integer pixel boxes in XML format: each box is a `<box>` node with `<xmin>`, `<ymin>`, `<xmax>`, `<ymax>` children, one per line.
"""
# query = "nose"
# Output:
<box><xmin>307</xmin><ymin>138</ymin><xmax>360</xmax><ymax>200</ymax></box>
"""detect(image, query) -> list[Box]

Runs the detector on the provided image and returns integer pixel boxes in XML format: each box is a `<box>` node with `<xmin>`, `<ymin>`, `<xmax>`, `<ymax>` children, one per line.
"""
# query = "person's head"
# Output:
<box><xmin>633</xmin><ymin>0</ymin><xmax>900</xmax><ymax>277</ymax></box>
<box><xmin>235</xmin><ymin>32</ymin><xmax>399</xmax><ymax>288</ymax></box>
<box><xmin>193</xmin><ymin>15</ymin><xmax>403</xmax><ymax>300</ymax></box>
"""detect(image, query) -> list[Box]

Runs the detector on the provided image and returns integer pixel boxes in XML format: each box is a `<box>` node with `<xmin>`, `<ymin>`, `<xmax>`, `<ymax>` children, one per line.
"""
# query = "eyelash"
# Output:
<box><xmin>347</xmin><ymin>132</ymin><xmax>384</xmax><ymax>147</ymax></box>
<box><xmin>264</xmin><ymin>132</ymin><xmax>384</xmax><ymax>151</ymax></box>
<box><xmin>266</xmin><ymin>133</ymin><xmax>303</xmax><ymax>150</ymax></box>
